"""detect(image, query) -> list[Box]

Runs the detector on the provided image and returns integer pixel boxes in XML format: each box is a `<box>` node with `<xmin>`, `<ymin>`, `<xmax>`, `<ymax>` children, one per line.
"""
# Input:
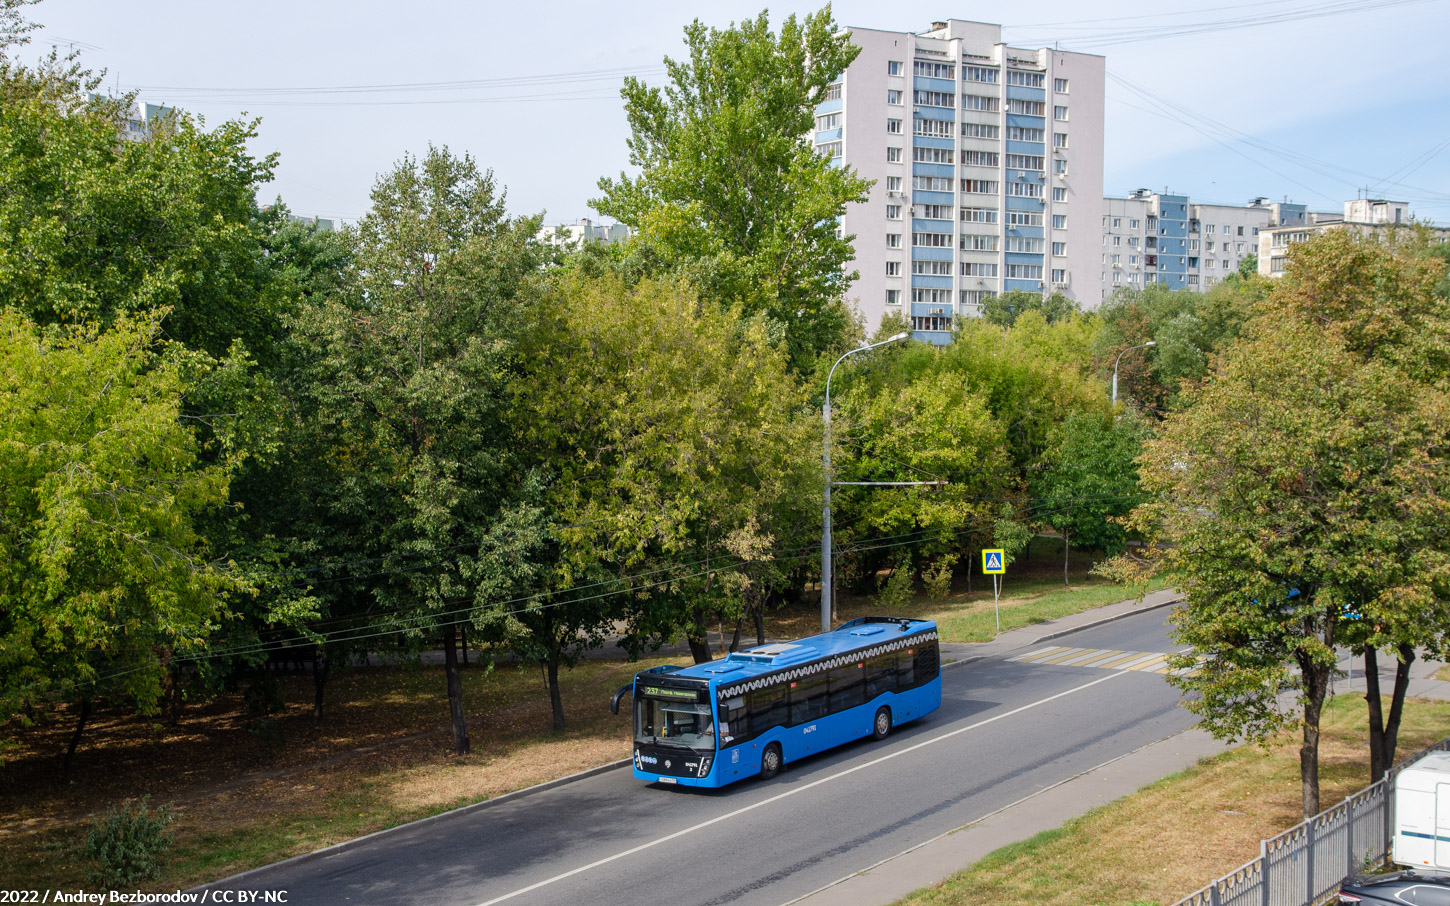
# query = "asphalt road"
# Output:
<box><xmin>209</xmin><ymin>607</ymin><xmax>1196</xmax><ymax>906</ymax></box>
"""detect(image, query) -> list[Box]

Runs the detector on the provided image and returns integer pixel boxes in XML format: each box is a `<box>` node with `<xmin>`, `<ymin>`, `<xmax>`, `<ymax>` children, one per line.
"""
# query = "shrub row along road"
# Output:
<box><xmin>205</xmin><ymin>609</ymin><xmax>1194</xmax><ymax>906</ymax></box>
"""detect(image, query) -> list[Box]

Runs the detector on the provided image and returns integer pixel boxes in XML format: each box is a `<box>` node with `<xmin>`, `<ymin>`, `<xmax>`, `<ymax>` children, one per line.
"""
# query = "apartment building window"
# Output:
<box><xmin>1128</xmin><ymin>237</ymin><xmax>1139</xmax><ymax>247</ymax></box>
<box><xmin>961</xmin><ymin>262</ymin><xmax>999</xmax><ymax>277</ymax></box>
<box><xmin>962</xmin><ymin>290</ymin><xmax>996</xmax><ymax>306</ymax></box>
<box><xmin>1005</xmin><ymin>154</ymin><xmax>1044</xmax><ymax>170</ymax></box>
<box><xmin>1006</xmin><ymin>126</ymin><xmax>1044</xmax><ymax>142</ymax></box>
<box><xmin>1206</xmin><ymin>224</ymin><xmax>1215</xmax><ymax>234</ymax></box>
<box><xmin>1205</xmin><ymin>258</ymin><xmax>1215</xmax><ymax>268</ymax></box>
<box><xmin>912</xmin><ymin>260</ymin><xmax>952</xmax><ymax>275</ymax></box>
<box><xmin>1053</xmin><ymin>132</ymin><xmax>1068</xmax><ymax>149</ymax></box>
<box><xmin>1270</xmin><ymin>256</ymin><xmax>1287</xmax><ymax>273</ymax></box>
<box><xmin>962</xmin><ymin>122</ymin><xmax>1000</xmax><ymax>139</ymax></box>
<box><xmin>962</xmin><ymin>179</ymin><xmax>999</xmax><ymax>194</ymax></box>
<box><xmin>1005</xmin><ymin>236</ymin><xmax>1044</xmax><ymax>253</ymax></box>
<box><xmin>914</xmin><ymin>89</ymin><xmax>955</xmax><ymax>108</ymax></box>
<box><xmin>1053</xmin><ymin>214</ymin><xmax>1067</xmax><ymax>229</ymax></box>
<box><xmin>1053</xmin><ymin>78</ymin><xmax>1069</xmax><ymax>93</ymax></box>
<box><xmin>1007</xmin><ymin>211</ymin><xmax>1043</xmax><ymax>227</ymax></box>
<box><xmin>887</xmin><ymin>89</ymin><xmax>902</xmax><ymax>105</ymax></box>
<box><xmin>1222</xmin><ymin>259</ymin><xmax>1230</xmax><ymax>270</ymax></box>
<box><xmin>1007</xmin><ymin>99</ymin><xmax>1045</xmax><ymax>116</ymax></box>
<box><xmin>962</xmin><ymin>94</ymin><xmax>1000</xmax><ymax>112</ymax></box>
<box><xmin>1052</xmin><ymin>187</ymin><xmax>1067</xmax><ymax>202</ymax></box>
<box><xmin>886</xmin><ymin>233</ymin><xmax>902</xmax><ymax>248</ymax></box>
<box><xmin>1005</xmin><ymin>182</ymin><xmax>1043</xmax><ymax>198</ymax></box>
<box><xmin>1188</xmin><ymin>257</ymin><xmax>1199</xmax><ymax>267</ymax></box>
<box><xmin>1112</xmin><ymin>272</ymin><xmax>1122</xmax><ymax>284</ymax></box>
<box><xmin>960</xmin><ymin>207</ymin><xmax>998</xmax><ymax>223</ymax></box>
<box><xmin>1237</xmin><ymin>242</ymin><xmax>1246</xmax><ymax>253</ymax></box>
<box><xmin>1187</xmin><ymin>275</ymin><xmax>1200</xmax><ymax>285</ymax></box>
<box><xmin>886</xmin><ymin>176</ymin><xmax>903</xmax><ymax>192</ymax></box>
<box><xmin>888</xmin><ymin>61</ymin><xmax>903</xmax><ymax>76</ymax></box>
<box><xmin>1129</xmin><ymin>219</ymin><xmax>1139</xmax><ymax>229</ymax></box>
<box><xmin>886</xmin><ymin>261</ymin><xmax>901</xmax><ymax>276</ymax></box>
<box><xmin>1051</xmin><ymin>268</ymin><xmax>1066</xmax><ymax>283</ymax></box>
<box><xmin>919</xmin><ymin>204</ymin><xmax>953</xmax><ymax>220</ymax></box>
<box><xmin>817</xmin><ymin>141</ymin><xmax>842</xmax><ymax>159</ymax></box>
<box><xmin>1129</xmin><ymin>255</ymin><xmax>1138</xmax><ymax>265</ymax></box>
<box><xmin>1052</xmin><ymin>241</ymin><xmax>1066</xmax><ymax>256</ymax></box>
<box><xmin>913</xmin><ymin>147</ymin><xmax>954</xmax><ymax>163</ymax></box>
<box><xmin>962</xmin><ymin>150</ymin><xmax>1000</xmax><ymax>167</ymax></box>
<box><xmin>963</xmin><ymin>65</ymin><xmax>998</xmax><ymax>83</ymax></box>
<box><xmin>886</xmin><ymin>289</ymin><xmax>902</xmax><ymax>305</ymax></box>
<box><xmin>912</xmin><ymin>288</ymin><xmax>953</xmax><ymax>305</ymax></box>
<box><xmin>1053</xmin><ymin>105</ymin><xmax>1068</xmax><ymax>121</ymax></box>
<box><xmin>961</xmin><ymin>233</ymin><xmax>998</xmax><ymax>251</ymax></box>
<box><xmin>914</xmin><ymin>118</ymin><xmax>953</xmax><ymax>138</ymax></box>
<box><xmin>887</xmin><ymin>146</ymin><xmax>902</xmax><ymax>163</ymax></box>
<box><xmin>1006</xmin><ymin>264</ymin><xmax>1043</xmax><ymax>280</ymax></box>
<box><xmin>1206</xmin><ymin>241</ymin><xmax>1215</xmax><ymax>252</ymax></box>
<box><xmin>911</xmin><ymin>315</ymin><xmax>953</xmax><ymax>332</ymax></box>
<box><xmin>1189</xmin><ymin>239</ymin><xmax>1200</xmax><ymax>251</ymax></box>
<box><xmin>1052</xmin><ymin>158</ymin><xmax>1067</xmax><ymax>175</ymax></box>
<box><xmin>913</xmin><ymin>232</ymin><xmax>954</xmax><ymax>248</ymax></box>
<box><xmin>913</xmin><ymin>61</ymin><xmax>955</xmax><ymax>79</ymax></box>
<box><xmin>886</xmin><ymin>204</ymin><xmax>902</xmax><ymax>220</ymax></box>
<box><xmin>911</xmin><ymin>176</ymin><xmax>953</xmax><ymax>191</ymax></box>
<box><xmin>1238</xmin><ymin>226</ymin><xmax>1246</xmax><ymax>236</ymax></box>
<box><xmin>825</xmin><ymin>83</ymin><xmax>842</xmax><ymax>102</ymax></box>
<box><xmin>1112</xmin><ymin>236</ymin><xmax>1121</xmax><ymax>246</ymax></box>
<box><xmin>1111</xmin><ymin>254</ymin><xmax>1121</xmax><ymax>265</ymax></box>
<box><xmin>816</xmin><ymin>113</ymin><xmax>840</xmax><ymax>131</ymax></box>
<box><xmin>886</xmin><ymin>118</ymin><xmax>902</xmax><ymax>134</ymax></box>
<box><xmin>1006</xmin><ymin>70</ymin><xmax>1044</xmax><ymax>87</ymax></box>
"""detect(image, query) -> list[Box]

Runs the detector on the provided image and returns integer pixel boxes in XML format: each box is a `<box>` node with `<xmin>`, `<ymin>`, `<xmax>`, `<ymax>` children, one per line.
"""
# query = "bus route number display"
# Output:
<box><xmin>642</xmin><ymin>685</ymin><xmax>699</xmax><ymax>701</ymax></box>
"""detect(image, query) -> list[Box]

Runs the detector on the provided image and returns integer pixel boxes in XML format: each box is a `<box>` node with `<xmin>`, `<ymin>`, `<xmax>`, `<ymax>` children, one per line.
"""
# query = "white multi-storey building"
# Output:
<box><xmin>823</xmin><ymin>19</ymin><xmax>1105</xmax><ymax>342</ymax></box>
<box><xmin>1258</xmin><ymin>198</ymin><xmax>1448</xmax><ymax>277</ymax></box>
<box><xmin>1100</xmin><ymin>191</ymin><xmax>1311</xmax><ymax>302</ymax></box>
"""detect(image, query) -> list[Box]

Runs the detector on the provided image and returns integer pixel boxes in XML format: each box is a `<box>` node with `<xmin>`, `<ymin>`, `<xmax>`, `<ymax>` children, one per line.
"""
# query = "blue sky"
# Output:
<box><xmin>25</xmin><ymin>0</ymin><xmax>1450</xmax><ymax>224</ymax></box>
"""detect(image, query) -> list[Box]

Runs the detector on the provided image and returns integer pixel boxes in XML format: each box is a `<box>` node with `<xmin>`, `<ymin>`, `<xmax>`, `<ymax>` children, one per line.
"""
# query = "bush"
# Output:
<box><xmin>877</xmin><ymin>557</ymin><xmax>915</xmax><ymax>609</ymax></box>
<box><xmin>923</xmin><ymin>556</ymin><xmax>957</xmax><ymax>599</ymax></box>
<box><xmin>84</xmin><ymin>797</ymin><xmax>174</xmax><ymax>888</ymax></box>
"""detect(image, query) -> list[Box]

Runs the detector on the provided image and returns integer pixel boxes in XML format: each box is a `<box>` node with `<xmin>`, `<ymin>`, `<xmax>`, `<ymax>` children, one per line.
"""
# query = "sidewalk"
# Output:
<box><xmin>788</xmin><ymin>594</ymin><xmax>1450</xmax><ymax>906</ymax></box>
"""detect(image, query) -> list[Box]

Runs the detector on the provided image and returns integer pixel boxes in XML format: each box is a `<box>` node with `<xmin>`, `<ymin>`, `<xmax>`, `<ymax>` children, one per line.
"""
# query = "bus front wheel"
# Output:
<box><xmin>760</xmin><ymin>743</ymin><xmax>782</xmax><ymax>780</ymax></box>
<box><xmin>873</xmin><ymin>707</ymin><xmax>892</xmax><ymax>741</ymax></box>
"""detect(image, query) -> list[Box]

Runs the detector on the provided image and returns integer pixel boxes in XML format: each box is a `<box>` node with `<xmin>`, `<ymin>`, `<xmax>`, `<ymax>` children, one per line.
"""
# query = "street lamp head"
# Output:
<box><xmin>1144</xmin><ymin>340</ymin><xmax>1157</xmax><ymax>347</ymax></box>
<box><xmin>889</xmin><ymin>331</ymin><xmax>910</xmax><ymax>343</ymax></box>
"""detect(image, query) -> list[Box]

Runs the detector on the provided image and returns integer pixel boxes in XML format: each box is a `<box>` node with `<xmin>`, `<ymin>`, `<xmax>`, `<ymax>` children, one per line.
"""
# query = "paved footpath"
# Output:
<box><xmin>789</xmin><ymin>589</ymin><xmax>1450</xmax><ymax>906</ymax></box>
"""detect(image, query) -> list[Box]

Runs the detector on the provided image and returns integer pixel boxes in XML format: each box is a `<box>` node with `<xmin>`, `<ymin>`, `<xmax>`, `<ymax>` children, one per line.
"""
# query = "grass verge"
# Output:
<box><xmin>891</xmin><ymin>694</ymin><xmax>1450</xmax><ymax>906</ymax></box>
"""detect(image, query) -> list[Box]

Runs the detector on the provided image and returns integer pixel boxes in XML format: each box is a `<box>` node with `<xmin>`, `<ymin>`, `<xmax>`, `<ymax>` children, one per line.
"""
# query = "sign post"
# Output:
<box><xmin>982</xmin><ymin>549</ymin><xmax>1006</xmax><ymax>631</ymax></box>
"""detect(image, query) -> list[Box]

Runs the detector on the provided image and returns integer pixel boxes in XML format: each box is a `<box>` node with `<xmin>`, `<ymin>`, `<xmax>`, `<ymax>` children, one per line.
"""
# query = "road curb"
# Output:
<box><xmin>192</xmin><ymin>756</ymin><xmax>633</xmax><ymax>891</ymax></box>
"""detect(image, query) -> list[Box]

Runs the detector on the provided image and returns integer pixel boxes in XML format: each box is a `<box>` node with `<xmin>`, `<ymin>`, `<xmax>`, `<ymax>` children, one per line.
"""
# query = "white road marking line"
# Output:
<box><xmin>472</xmin><ymin>670</ymin><xmax>1130</xmax><ymax>906</ymax></box>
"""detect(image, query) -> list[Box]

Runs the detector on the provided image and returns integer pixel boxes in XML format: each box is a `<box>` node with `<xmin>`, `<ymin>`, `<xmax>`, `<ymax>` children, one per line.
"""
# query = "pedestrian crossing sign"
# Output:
<box><xmin>982</xmin><ymin>549</ymin><xmax>1006</xmax><ymax>574</ymax></box>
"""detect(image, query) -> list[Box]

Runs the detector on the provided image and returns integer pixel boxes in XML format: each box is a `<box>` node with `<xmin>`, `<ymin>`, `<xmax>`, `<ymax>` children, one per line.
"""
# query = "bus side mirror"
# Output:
<box><xmin>610</xmin><ymin>683</ymin><xmax>634</xmax><ymax>715</ymax></box>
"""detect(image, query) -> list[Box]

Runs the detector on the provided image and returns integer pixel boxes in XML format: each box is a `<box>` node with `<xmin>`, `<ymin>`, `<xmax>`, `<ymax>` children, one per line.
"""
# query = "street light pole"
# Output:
<box><xmin>822</xmin><ymin>331</ymin><xmax>910</xmax><ymax>633</ymax></box>
<box><xmin>1112</xmin><ymin>340</ymin><xmax>1156</xmax><ymax>405</ymax></box>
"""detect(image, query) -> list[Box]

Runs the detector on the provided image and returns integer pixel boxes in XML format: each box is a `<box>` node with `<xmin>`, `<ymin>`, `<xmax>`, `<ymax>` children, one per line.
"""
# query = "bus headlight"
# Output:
<box><xmin>698</xmin><ymin>756</ymin><xmax>712</xmax><ymax>777</ymax></box>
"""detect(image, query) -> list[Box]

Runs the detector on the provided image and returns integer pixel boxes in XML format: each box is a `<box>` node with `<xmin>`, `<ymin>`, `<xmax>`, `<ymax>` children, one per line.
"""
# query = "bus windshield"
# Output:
<box><xmin>635</xmin><ymin>697</ymin><xmax>715</xmax><ymax>752</ymax></box>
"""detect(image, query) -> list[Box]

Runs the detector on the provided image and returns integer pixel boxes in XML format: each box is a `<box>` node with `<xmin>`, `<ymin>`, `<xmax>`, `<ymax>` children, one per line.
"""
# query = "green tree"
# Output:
<box><xmin>1119</xmin><ymin>320</ymin><xmax>1450</xmax><ymax>818</ymax></box>
<box><xmin>981</xmin><ymin>290</ymin><xmax>1077</xmax><ymax>328</ymax></box>
<box><xmin>1031</xmin><ymin>409</ymin><xmax>1147</xmax><ymax>585</ymax></box>
<box><xmin>522</xmin><ymin>273</ymin><xmax>818</xmax><ymax>667</ymax></box>
<box><xmin>593</xmin><ymin>9</ymin><xmax>871</xmax><ymax>369</ymax></box>
<box><xmin>295</xmin><ymin>146</ymin><xmax>545</xmax><ymax>753</ymax></box>
<box><xmin>0</xmin><ymin>312</ymin><xmax>240</xmax><ymax>776</ymax></box>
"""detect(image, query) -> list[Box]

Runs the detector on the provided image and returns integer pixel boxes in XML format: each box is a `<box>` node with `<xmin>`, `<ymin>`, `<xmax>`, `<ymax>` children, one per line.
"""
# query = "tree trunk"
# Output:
<box><xmin>688</xmin><ymin>604</ymin><xmax>713</xmax><ymax>664</ymax></box>
<box><xmin>166</xmin><ymin>665</ymin><xmax>183</xmax><ymax>727</ymax></box>
<box><xmin>729</xmin><ymin>609</ymin><xmax>745</xmax><ymax>653</ymax></box>
<box><xmin>1063</xmin><ymin>528</ymin><xmax>1071</xmax><ymax>587</ymax></box>
<box><xmin>966</xmin><ymin>551</ymin><xmax>973</xmax><ymax>595</ymax></box>
<box><xmin>460</xmin><ymin>624</ymin><xmax>469</xmax><ymax>668</ymax></box>
<box><xmin>754</xmin><ymin>597</ymin><xmax>766</xmax><ymax>646</ymax></box>
<box><xmin>1367</xmin><ymin>643</ymin><xmax>1415</xmax><ymax>779</ymax></box>
<box><xmin>1297</xmin><ymin>647</ymin><xmax>1333</xmax><ymax>818</ymax></box>
<box><xmin>442</xmin><ymin>630</ymin><xmax>471</xmax><ymax>755</ymax></box>
<box><xmin>63</xmin><ymin>698</ymin><xmax>92</xmax><ymax>782</ymax></box>
<box><xmin>311</xmin><ymin>647</ymin><xmax>329</xmax><ymax>722</ymax></box>
<box><xmin>546</xmin><ymin>657</ymin><xmax>565</xmax><ymax>732</ymax></box>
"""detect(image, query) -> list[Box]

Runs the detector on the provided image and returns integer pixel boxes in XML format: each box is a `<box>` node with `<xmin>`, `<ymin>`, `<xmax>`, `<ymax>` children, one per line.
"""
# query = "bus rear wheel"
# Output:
<box><xmin>873</xmin><ymin>706</ymin><xmax>892</xmax><ymax>741</ymax></box>
<box><xmin>760</xmin><ymin>743</ymin><xmax>782</xmax><ymax>780</ymax></box>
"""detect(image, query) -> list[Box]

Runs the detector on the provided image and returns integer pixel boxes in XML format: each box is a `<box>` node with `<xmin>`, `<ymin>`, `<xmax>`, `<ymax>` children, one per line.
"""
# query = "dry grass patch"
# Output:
<box><xmin>894</xmin><ymin>695</ymin><xmax>1450</xmax><ymax>906</ymax></box>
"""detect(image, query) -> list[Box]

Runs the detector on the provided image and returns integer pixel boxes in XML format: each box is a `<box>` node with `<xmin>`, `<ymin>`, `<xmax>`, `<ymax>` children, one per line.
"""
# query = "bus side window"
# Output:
<box><xmin>865</xmin><ymin>652</ymin><xmax>897</xmax><ymax>697</ymax></box>
<box><xmin>829</xmin><ymin>663</ymin><xmax>866</xmax><ymax>712</ymax></box>
<box><xmin>790</xmin><ymin>673</ymin><xmax>829</xmax><ymax>724</ymax></box>
<box><xmin>719</xmin><ymin>695</ymin><xmax>749</xmax><ymax>742</ymax></box>
<box><xmin>897</xmin><ymin>649</ymin><xmax>917</xmax><ymax>688</ymax></box>
<box><xmin>750</xmin><ymin>683</ymin><xmax>788</xmax><ymax>736</ymax></box>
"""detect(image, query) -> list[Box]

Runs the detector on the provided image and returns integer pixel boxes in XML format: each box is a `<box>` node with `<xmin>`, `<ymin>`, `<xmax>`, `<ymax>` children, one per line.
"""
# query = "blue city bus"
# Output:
<box><xmin>612</xmin><ymin>617</ymin><xmax>941</xmax><ymax>787</ymax></box>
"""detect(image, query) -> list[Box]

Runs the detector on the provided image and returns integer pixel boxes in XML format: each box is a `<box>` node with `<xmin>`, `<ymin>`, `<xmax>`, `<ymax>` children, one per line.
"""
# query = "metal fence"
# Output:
<box><xmin>1174</xmin><ymin>737</ymin><xmax>1450</xmax><ymax>906</ymax></box>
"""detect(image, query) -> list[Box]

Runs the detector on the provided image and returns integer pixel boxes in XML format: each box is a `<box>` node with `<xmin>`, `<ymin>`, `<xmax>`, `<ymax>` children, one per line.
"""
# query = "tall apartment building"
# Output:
<box><xmin>823</xmin><ymin>19</ymin><xmax>1105</xmax><ymax>343</ymax></box>
<box><xmin>1100</xmin><ymin>191</ymin><xmax>1309</xmax><ymax>302</ymax></box>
